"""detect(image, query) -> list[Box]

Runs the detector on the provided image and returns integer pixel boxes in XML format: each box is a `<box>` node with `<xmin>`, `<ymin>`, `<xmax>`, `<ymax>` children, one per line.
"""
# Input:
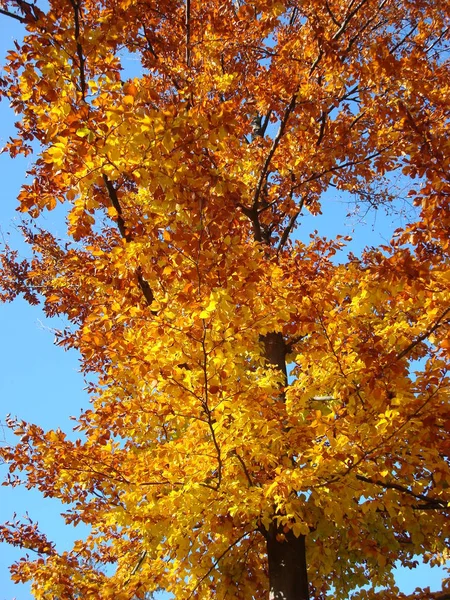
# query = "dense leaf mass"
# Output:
<box><xmin>0</xmin><ymin>0</ymin><xmax>449</xmax><ymax>598</ymax></box>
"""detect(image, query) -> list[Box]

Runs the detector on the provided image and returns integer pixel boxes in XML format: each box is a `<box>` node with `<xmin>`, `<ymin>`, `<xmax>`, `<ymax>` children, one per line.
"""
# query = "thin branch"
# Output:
<box><xmin>200</xmin><ymin>325</ymin><xmax>222</xmax><ymax>490</ymax></box>
<box><xmin>413</xmin><ymin>504</ymin><xmax>449</xmax><ymax>511</ymax></box>
<box><xmin>234</xmin><ymin>451</ymin><xmax>254</xmax><ymax>487</ymax></box>
<box><xmin>139</xmin><ymin>23</ymin><xmax>158</xmax><ymax>58</ymax></box>
<box><xmin>103</xmin><ymin>175</ymin><xmax>156</xmax><ymax>309</ymax></box>
<box><xmin>185</xmin><ymin>0</ymin><xmax>191</xmax><ymax>67</ymax></box>
<box><xmin>349</xmin><ymin>111</ymin><xmax>366</xmax><ymax>130</ymax></box>
<box><xmin>316</xmin><ymin>383</ymin><xmax>446</xmax><ymax>492</ymax></box>
<box><xmin>103</xmin><ymin>175</ymin><xmax>129</xmax><ymax>241</ymax></box>
<box><xmin>250</xmin><ymin>94</ymin><xmax>297</xmax><ymax>225</ymax></box>
<box><xmin>356</xmin><ymin>474</ymin><xmax>448</xmax><ymax>509</ymax></box>
<box><xmin>244</xmin><ymin>43</ymin><xmax>327</xmax><ymax>241</ymax></box>
<box><xmin>187</xmin><ymin>530</ymin><xmax>254</xmax><ymax>600</ymax></box>
<box><xmin>285</xmin><ymin>334</ymin><xmax>308</xmax><ymax>352</ymax></box>
<box><xmin>309</xmin><ymin>49</ymin><xmax>324</xmax><ymax>76</ymax></box>
<box><xmin>316</xmin><ymin>111</ymin><xmax>327</xmax><ymax>147</ymax></box>
<box><xmin>390</xmin><ymin>24</ymin><xmax>418</xmax><ymax>54</ymax></box>
<box><xmin>260</xmin><ymin>110</ymin><xmax>272</xmax><ymax>137</ymax></box>
<box><xmin>68</xmin><ymin>0</ymin><xmax>87</xmax><ymax>99</ymax></box>
<box><xmin>315</xmin><ymin>307</ymin><xmax>367</xmax><ymax>407</ymax></box>
<box><xmin>424</xmin><ymin>26</ymin><xmax>449</xmax><ymax>53</ymax></box>
<box><xmin>0</xmin><ymin>7</ymin><xmax>25</xmax><ymax>21</ymax></box>
<box><xmin>293</xmin><ymin>145</ymin><xmax>395</xmax><ymax>192</ymax></box>
<box><xmin>124</xmin><ymin>550</ymin><xmax>147</xmax><ymax>585</ymax></box>
<box><xmin>325</xmin><ymin>0</ymin><xmax>341</xmax><ymax>27</ymax></box>
<box><xmin>140</xmin><ymin>480</ymin><xmax>184</xmax><ymax>487</ymax></box>
<box><xmin>343</xmin><ymin>0</ymin><xmax>389</xmax><ymax>55</ymax></box>
<box><xmin>396</xmin><ymin>307</ymin><xmax>450</xmax><ymax>361</ymax></box>
<box><xmin>277</xmin><ymin>209</ymin><xmax>301</xmax><ymax>253</ymax></box>
<box><xmin>288</xmin><ymin>6</ymin><xmax>298</xmax><ymax>27</ymax></box>
<box><xmin>9</xmin><ymin>0</ymin><xmax>40</xmax><ymax>21</ymax></box>
<box><xmin>332</xmin><ymin>0</ymin><xmax>371</xmax><ymax>42</ymax></box>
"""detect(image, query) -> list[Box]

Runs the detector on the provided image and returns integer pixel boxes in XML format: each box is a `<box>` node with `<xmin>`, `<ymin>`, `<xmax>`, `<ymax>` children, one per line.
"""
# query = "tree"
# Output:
<box><xmin>0</xmin><ymin>0</ymin><xmax>449</xmax><ymax>598</ymax></box>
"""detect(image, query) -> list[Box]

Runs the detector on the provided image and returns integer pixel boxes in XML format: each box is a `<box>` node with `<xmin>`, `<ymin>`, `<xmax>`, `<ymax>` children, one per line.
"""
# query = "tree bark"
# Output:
<box><xmin>265</xmin><ymin>525</ymin><xmax>310</xmax><ymax>600</ymax></box>
<box><xmin>260</xmin><ymin>332</ymin><xmax>310</xmax><ymax>599</ymax></box>
<box><xmin>261</xmin><ymin>332</ymin><xmax>288</xmax><ymax>380</ymax></box>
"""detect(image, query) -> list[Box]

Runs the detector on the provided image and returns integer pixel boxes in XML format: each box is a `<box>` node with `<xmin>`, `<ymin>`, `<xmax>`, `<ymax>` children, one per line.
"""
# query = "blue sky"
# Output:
<box><xmin>0</xmin><ymin>14</ymin><xmax>447</xmax><ymax>600</ymax></box>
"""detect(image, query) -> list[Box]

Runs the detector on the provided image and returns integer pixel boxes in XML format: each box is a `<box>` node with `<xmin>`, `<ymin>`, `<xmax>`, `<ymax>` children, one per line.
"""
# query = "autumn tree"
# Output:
<box><xmin>0</xmin><ymin>0</ymin><xmax>449</xmax><ymax>598</ymax></box>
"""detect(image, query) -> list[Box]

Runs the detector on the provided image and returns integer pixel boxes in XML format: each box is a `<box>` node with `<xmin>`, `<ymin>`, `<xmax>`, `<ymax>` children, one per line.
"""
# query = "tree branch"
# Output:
<box><xmin>251</xmin><ymin>94</ymin><xmax>297</xmax><ymax>213</ymax></box>
<box><xmin>261</xmin><ymin>110</ymin><xmax>272</xmax><ymax>137</ymax></box>
<box><xmin>234</xmin><ymin>451</ymin><xmax>254</xmax><ymax>487</ymax></box>
<box><xmin>332</xmin><ymin>0</ymin><xmax>371</xmax><ymax>42</ymax></box>
<box><xmin>187</xmin><ymin>530</ymin><xmax>255</xmax><ymax>600</ymax></box>
<box><xmin>316</xmin><ymin>111</ymin><xmax>327</xmax><ymax>147</ymax></box>
<box><xmin>277</xmin><ymin>210</ymin><xmax>300</xmax><ymax>253</ymax></box>
<box><xmin>325</xmin><ymin>0</ymin><xmax>341</xmax><ymax>27</ymax></box>
<box><xmin>103</xmin><ymin>175</ymin><xmax>129</xmax><ymax>241</ymax></box>
<box><xmin>343</xmin><ymin>0</ymin><xmax>389</xmax><ymax>55</ymax></box>
<box><xmin>200</xmin><ymin>325</ymin><xmax>222</xmax><ymax>491</ymax></box>
<box><xmin>0</xmin><ymin>7</ymin><xmax>25</xmax><ymax>21</ymax></box>
<box><xmin>293</xmin><ymin>145</ymin><xmax>395</xmax><ymax>192</ymax></box>
<box><xmin>124</xmin><ymin>550</ymin><xmax>147</xmax><ymax>585</ymax></box>
<box><xmin>68</xmin><ymin>0</ymin><xmax>87</xmax><ymax>99</ymax></box>
<box><xmin>185</xmin><ymin>0</ymin><xmax>191</xmax><ymax>67</ymax></box>
<box><xmin>5</xmin><ymin>0</ymin><xmax>40</xmax><ymax>22</ymax></box>
<box><xmin>396</xmin><ymin>307</ymin><xmax>450</xmax><ymax>361</ymax></box>
<box><xmin>277</xmin><ymin>192</ymin><xmax>305</xmax><ymax>254</ymax></box>
<box><xmin>356</xmin><ymin>474</ymin><xmax>448</xmax><ymax>509</ymax></box>
<box><xmin>103</xmin><ymin>175</ymin><xmax>156</xmax><ymax>310</ymax></box>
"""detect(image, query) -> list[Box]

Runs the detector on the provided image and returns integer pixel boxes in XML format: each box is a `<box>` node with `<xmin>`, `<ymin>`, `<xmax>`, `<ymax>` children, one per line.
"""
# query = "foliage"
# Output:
<box><xmin>0</xmin><ymin>0</ymin><xmax>449</xmax><ymax>598</ymax></box>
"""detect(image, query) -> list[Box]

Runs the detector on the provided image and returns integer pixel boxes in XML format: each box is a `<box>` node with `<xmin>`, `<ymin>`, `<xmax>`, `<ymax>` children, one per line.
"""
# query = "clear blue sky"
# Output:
<box><xmin>0</xmin><ymin>14</ymin><xmax>447</xmax><ymax>600</ymax></box>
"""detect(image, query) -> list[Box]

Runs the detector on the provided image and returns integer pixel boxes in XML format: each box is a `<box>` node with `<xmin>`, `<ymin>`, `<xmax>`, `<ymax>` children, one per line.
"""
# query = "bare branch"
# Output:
<box><xmin>309</xmin><ymin>49</ymin><xmax>324</xmax><ymax>76</ymax></box>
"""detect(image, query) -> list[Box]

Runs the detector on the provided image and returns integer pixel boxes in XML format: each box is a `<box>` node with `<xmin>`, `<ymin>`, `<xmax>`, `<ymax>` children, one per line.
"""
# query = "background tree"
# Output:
<box><xmin>0</xmin><ymin>0</ymin><xmax>449</xmax><ymax>599</ymax></box>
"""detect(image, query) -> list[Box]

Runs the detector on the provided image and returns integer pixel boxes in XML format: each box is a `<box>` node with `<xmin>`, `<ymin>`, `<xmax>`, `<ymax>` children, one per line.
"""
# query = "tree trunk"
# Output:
<box><xmin>265</xmin><ymin>525</ymin><xmax>309</xmax><ymax>600</ymax></box>
<box><xmin>261</xmin><ymin>333</ymin><xmax>309</xmax><ymax>599</ymax></box>
<box><xmin>261</xmin><ymin>332</ymin><xmax>288</xmax><ymax>379</ymax></box>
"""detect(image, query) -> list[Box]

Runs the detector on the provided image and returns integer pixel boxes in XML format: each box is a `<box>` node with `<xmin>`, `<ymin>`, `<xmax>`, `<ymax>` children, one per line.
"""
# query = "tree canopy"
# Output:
<box><xmin>0</xmin><ymin>0</ymin><xmax>449</xmax><ymax>598</ymax></box>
